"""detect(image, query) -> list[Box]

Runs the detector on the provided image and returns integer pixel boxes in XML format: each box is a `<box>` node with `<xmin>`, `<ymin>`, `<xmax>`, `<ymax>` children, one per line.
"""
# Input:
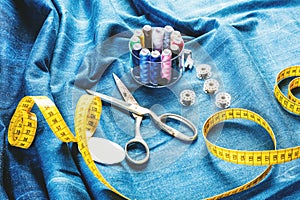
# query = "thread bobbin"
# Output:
<box><xmin>203</xmin><ymin>79</ymin><xmax>219</xmax><ymax>94</ymax></box>
<box><xmin>215</xmin><ymin>92</ymin><xmax>231</xmax><ymax>109</ymax></box>
<box><xmin>196</xmin><ymin>64</ymin><xmax>212</xmax><ymax>80</ymax></box>
<box><xmin>180</xmin><ymin>90</ymin><xmax>196</xmax><ymax>106</ymax></box>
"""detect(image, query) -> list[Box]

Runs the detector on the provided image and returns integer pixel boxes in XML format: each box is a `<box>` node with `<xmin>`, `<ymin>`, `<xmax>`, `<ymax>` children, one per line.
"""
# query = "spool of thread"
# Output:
<box><xmin>152</xmin><ymin>27</ymin><xmax>165</xmax><ymax>52</ymax></box>
<box><xmin>150</xmin><ymin>50</ymin><xmax>161</xmax><ymax>85</ymax></box>
<box><xmin>163</xmin><ymin>25</ymin><xmax>174</xmax><ymax>49</ymax></box>
<box><xmin>143</xmin><ymin>25</ymin><xmax>152</xmax><ymax>50</ymax></box>
<box><xmin>129</xmin><ymin>36</ymin><xmax>141</xmax><ymax>50</ymax></box>
<box><xmin>170</xmin><ymin>44</ymin><xmax>180</xmax><ymax>58</ymax></box>
<box><xmin>170</xmin><ymin>31</ymin><xmax>181</xmax><ymax>41</ymax></box>
<box><xmin>134</xmin><ymin>29</ymin><xmax>145</xmax><ymax>48</ymax></box>
<box><xmin>161</xmin><ymin>49</ymin><xmax>172</xmax><ymax>83</ymax></box>
<box><xmin>139</xmin><ymin>48</ymin><xmax>150</xmax><ymax>84</ymax></box>
<box><xmin>131</xmin><ymin>43</ymin><xmax>142</xmax><ymax>75</ymax></box>
<box><xmin>170</xmin><ymin>44</ymin><xmax>180</xmax><ymax>71</ymax></box>
<box><xmin>171</xmin><ymin>37</ymin><xmax>184</xmax><ymax>51</ymax></box>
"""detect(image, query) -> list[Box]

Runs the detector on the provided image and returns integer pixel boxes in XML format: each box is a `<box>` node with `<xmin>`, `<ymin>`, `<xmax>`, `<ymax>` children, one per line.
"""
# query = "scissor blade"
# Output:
<box><xmin>86</xmin><ymin>89</ymin><xmax>131</xmax><ymax>111</ymax></box>
<box><xmin>86</xmin><ymin>89</ymin><xmax>148</xmax><ymax>116</ymax></box>
<box><xmin>112</xmin><ymin>73</ymin><xmax>139</xmax><ymax>106</ymax></box>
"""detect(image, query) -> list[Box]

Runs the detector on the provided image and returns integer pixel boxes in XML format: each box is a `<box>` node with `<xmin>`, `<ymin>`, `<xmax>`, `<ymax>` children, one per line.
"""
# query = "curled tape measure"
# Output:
<box><xmin>201</xmin><ymin>66</ymin><xmax>300</xmax><ymax>199</ymax></box>
<box><xmin>274</xmin><ymin>66</ymin><xmax>300</xmax><ymax>115</ymax></box>
<box><xmin>8</xmin><ymin>95</ymin><xmax>127</xmax><ymax>199</ymax></box>
<box><xmin>202</xmin><ymin>109</ymin><xmax>275</xmax><ymax>199</ymax></box>
<box><xmin>7</xmin><ymin>66</ymin><xmax>300</xmax><ymax>200</ymax></box>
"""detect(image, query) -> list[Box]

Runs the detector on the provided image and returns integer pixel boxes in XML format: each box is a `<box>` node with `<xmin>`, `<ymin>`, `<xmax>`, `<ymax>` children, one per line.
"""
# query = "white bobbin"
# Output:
<box><xmin>215</xmin><ymin>92</ymin><xmax>231</xmax><ymax>109</ymax></box>
<box><xmin>203</xmin><ymin>79</ymin><xmax>219</xmax><ymax>94</ymax></box>
<box><xmin>180</xmin><ymin>90</ymin><xmax>196</xmax><ymax>106</ymax></box>
<box><xmin>196</xmin><ymin>64</ymin><xmax>212</xmax><ymax>80</ymax></box>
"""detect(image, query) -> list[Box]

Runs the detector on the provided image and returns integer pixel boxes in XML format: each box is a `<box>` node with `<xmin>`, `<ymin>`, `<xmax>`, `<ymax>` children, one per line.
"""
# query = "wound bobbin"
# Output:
<box><xmin>215</xmin><ymin>92</ymin><xmax>231</xmax><ymax>109</ymax></box>
<box><xmin>180</xmin><ymin>90</ymin><xmax>196</xmax><ymax>106</ymax></box>
<box><xmin>196</xmin><ymin>64</ymin><xmax>212</xmax><ymax>80</ymax></box>
<box><xmin>203</xmin><ymin>79</ymin><xmax>219</xmax><ymax>94</ymax></box>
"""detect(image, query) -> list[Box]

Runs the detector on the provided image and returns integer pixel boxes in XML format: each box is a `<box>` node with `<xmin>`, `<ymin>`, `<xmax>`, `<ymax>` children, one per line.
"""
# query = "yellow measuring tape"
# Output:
<box><xmin>8</xmin><ymin>95</ymin><xmax>127</xmax><ymax>199</ymax></box>
<box><xmin>202</xmin><ymin>65</ymin><xmax>300</xmax><ymax>199</ymax></box>
<box><xmin>7</xmin><ymin>66</ymin><xmax>300</xmax><ymax>199</ymax></box>
<box><xmin>274</xmin><ymin>66</ymin><xmax>300</xmax><ymax>115</ymax></box>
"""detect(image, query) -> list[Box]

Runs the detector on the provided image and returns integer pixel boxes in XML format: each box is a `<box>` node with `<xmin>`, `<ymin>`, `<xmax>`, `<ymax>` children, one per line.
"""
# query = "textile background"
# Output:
<box><xmin>1</xmin><ymin>0</ymin><xmax>300</xmax><ymax>199</ymax></box>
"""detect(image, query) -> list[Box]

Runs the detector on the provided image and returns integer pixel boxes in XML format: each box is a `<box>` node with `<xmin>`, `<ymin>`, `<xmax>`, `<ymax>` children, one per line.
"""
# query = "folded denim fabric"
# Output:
<box><xmin>1</xmin><ymin>0</ymin><xmax>300</xmax><ymax>199</ymax></box>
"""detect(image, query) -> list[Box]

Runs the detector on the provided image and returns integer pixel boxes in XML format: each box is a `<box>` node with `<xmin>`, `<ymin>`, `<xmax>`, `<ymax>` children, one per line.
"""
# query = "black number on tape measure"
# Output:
<box><xmin>249</xmin><ymin>156</ymin><xmax>253</xmax><ymax>162</ymax></box>
<box><xmin>233</xmin><ymin>155</ymin><xmax>237</xmax><ymax>160</ymax></box>
<box><xmin>88</xmin><ymin>121</ymin><xmax>94</xmax><ymax>126</ymax></box>
<box><xmin>265</xmin><ymin>156</ymin><xmax>269</xmax><ymax>161</ymax></box>
<box><xmin>225</xmin><ymin>153</ymin><xmax>229</xmax><ymax>158</ymax></box>
<box><xmin>56</xmin><ymin>125</ymin><xmax>61</xmax><ymax>131</ymax></box>
<box><xmin>257</xmin><ymin>156</ymin><xmax>261</xmax><ymax>162</ymax></box>
<box><xmin>48</xmin><ymin>111</ymin><xmax>54</xmax><ymax>117</ymax></box>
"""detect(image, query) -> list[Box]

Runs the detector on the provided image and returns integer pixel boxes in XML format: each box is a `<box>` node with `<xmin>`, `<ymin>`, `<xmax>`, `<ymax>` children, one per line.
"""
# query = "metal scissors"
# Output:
<box><xmin>86</xmin><ymin>74</ymin><xmax>198</xmax><ymax>164</ymax></box>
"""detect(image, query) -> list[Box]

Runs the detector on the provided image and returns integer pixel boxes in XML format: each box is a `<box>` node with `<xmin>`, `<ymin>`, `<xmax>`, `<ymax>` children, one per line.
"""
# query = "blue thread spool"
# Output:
<box><xmin>163</xmin><ymin>25</ymin><xmax>174</xmax><ymax>49</ymax></box>
<box><xmin>150</xmin><ymin>50</ymin><xmax>161</xmax><ymax>85</ymax></box>
<box><xmin>139</xmin><ymin>48</ymin><xmax>150</xmax><ymax>84</ymax></box>
<box><xmin>131</xmin><ymin>43</ymin><xmax>142</xmax><ymax>76</ymax></box>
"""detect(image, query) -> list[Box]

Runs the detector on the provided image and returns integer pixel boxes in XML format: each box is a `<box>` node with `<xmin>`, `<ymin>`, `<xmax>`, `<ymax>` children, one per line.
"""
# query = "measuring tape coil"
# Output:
<box><xmin>8</xmin><ymin>95</ymin><xmax>128</xmax><ymax>199</ymax></box>
<box><xmin>202</xmin><ymin>66</ymin><xmax>300</xmax><ymax>199</ymax></box>
<box><xmin>274</xmin><ymin>66</ymin><xmax>300</xmax><ymax>115</ymax></box>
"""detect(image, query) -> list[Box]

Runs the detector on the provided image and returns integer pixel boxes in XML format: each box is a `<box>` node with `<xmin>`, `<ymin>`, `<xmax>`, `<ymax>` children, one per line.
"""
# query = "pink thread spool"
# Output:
<box><xmin>161</xmin><ymin>49</ymin><xmax>172</xmax><ymax>83</ymax></box>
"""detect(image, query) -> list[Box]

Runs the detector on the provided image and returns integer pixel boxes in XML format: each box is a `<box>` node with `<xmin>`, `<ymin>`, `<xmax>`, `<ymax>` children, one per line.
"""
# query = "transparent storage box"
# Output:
<box><xmin>129</xmin><ymin>26</ymin><xmax>185</xmax><ymax>88</ymax></box>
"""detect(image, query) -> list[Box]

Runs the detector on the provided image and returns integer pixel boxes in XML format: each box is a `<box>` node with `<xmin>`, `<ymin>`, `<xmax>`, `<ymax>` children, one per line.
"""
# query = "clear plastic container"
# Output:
<box><xmin>129</xmin><ymin>27</ymin><xmax>185</xmax><ymax>88</ymax></box>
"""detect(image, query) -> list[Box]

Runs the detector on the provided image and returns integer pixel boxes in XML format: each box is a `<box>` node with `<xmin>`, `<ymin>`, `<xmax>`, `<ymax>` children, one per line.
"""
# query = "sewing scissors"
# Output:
<box><xmin>86</xmin><ymin>74</ymin><xmax>198</xmax><ymax>164</ymax></box>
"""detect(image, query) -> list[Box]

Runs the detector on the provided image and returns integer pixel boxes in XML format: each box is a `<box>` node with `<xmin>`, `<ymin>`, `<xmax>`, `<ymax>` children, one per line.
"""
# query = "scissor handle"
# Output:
<box><xmin>125</xmin><ymin>116</ymin><xmax>150</xmax><ymax>165</ymax></box>
<box><xmin>153</xmin><ymin>112</ymin><xmax>198</xmax><ymax>142</ymax></box>
<box><xmin>125</xmin><ymin>138</ymin><xmax>150</xmax><ymax>165</ymax></box>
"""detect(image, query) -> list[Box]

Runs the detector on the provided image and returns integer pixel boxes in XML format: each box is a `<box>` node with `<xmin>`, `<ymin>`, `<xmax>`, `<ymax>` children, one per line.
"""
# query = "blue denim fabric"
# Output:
<box><xmin>1</xmin><ymin>0</ymin><xmax>300</xmax><ymax>199</ymax></box>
